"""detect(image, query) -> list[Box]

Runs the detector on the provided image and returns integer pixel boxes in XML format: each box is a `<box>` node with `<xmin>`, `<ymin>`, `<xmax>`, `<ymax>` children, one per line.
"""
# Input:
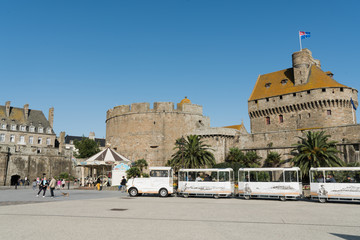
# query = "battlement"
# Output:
<box><xmin>106</xmin><ymin>101</ymin><xmax>203</xmax><ymax>120</ymax></box>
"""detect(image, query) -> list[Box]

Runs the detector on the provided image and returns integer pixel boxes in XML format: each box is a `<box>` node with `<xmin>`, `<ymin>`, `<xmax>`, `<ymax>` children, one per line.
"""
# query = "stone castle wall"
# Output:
<box><xmin>0</xmin><ymin>145</ymin><xmax>74</xmax><ymax>185</ymax></box>
<box><xmin>106</xmin><ymin>102</ymin><xmax>210</xmax><ymax>166</ymax></box>
<box><xmin>248</xmin><ymin>88</ymin><xmax>358</xmax><ymax>133</ymax></box>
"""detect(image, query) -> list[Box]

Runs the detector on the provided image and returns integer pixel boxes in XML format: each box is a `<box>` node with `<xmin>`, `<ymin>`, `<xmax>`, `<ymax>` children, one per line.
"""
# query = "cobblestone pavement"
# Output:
<box><xmin>0</xmin><ymin>190</ymin><xmax>359</xmax><ymax>240</ymax></box>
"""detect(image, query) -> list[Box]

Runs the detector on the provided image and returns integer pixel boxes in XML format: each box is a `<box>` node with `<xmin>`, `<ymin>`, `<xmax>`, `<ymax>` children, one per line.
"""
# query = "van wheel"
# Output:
<box><xmin>280</xmin><ymin>196</ymin><xmax>286</xmax><ymax>201</ymax></box>
<box><xmin>159</xmin><ymin>188</ymin><xmax>168</xmax><ymax>197</ymax></box>
<box><xmin>319</xmin><ymin>198</ymin><xmax>326</xmax><ymax>203</ymax></box>
<box><xmin>129</xmin><ymin>188</ymin><xmax>138</xmax><ymax>197</ymax></box>
<box><xmin>244</xmin><ymin>195</ymin><xmax>250</xmax><ymax>200</ymax></box>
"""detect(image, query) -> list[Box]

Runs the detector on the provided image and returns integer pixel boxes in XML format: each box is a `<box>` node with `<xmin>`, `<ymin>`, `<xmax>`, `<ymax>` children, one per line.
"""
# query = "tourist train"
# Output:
<box><xmin>126</xmin><ymin>167</ymin><xmax>360</xmax><ymax>203</ymax></box>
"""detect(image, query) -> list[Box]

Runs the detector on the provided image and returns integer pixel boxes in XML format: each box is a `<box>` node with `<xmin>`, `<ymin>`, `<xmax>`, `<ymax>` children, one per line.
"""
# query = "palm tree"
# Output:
<box><xmin>225</xmin><ymin>147</ymin><xmax>246</xmax><ymax>163</ymax></box>
<box><xmin>291</xmin><ymin>131</ymin><xmax>344</xmax><ymax>179</ymax></box>
<box><xmin>263</xmin><ymin>151</ymin><xmax>282</xmax><ymax>167</ymax></box>
<box><xmin>168</xmin><ymin>135</ymin><xmax>216</xmax><ymax>169</ymax></box>
<box><xmin>134</xmin><ymin>159</ymin><xmax>148</xmax><ymax>176</ymax></box>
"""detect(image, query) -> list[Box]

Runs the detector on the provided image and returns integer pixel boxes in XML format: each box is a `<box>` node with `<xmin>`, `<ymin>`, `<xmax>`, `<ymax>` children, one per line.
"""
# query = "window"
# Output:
<box><xmin>20</xmin><ymin>125</ymin><xmax>26</xmax><ymax>131</ymax></box>
<box><xmin>0</xmin><ymin>134</ymin><xmax>5</xmax><ymax>142</ymax></box>
<box><xmin>255</xmin><ymin>100</ymin><xmax>258</xmax><ymax>104</ymax></box>
<box><xmin>308</xmin><ymin>113</ymin><xmax>311</xmax><ymax>118</ymax></box>
<box><xmin>322</xmin><ymin>88</ymin><xmax>326</xmax><ymax>92</ymax></box>
<box><xmin>266</xmin><ymin>98</ymin><xmax>269</xmax><ymax>102</ymax></box>
<box><xmin>281</xmin><ymin>79</ymin><xmax>288</xmax><ymax>85</ymax></box>
<box><xmin>307</xmin><ymin>90</ymin><xmax>311</xmax><ymax>94</ymax></box>
<box><xmin>266</xmin><ymin>117</ymin><xmax>270</xmax><ymax>125</ymax></box>
<box><xmin>29</xmin><ymin>136</ymin><xmax>34</xmax><ymax>144</ymax></box>
<box><xmin>293</xmin><ymin>93</ymin><xmax>296</xmax><ymax>97</ymax></box>
<box><xmin>285</xmin><ymin>171</ymin><xmax>298</xmax><ymax>182</ymax></box>
<box><xmin>327</xmin><ymin>110</ymin><xmax>332</xmax><ymax>115</ymax></box>
<box><xmin>279</xmin><ymin>115</ymin><xmax>283</xmax><ymax>123</ymax></box>
<box><xmin>10</xmin><ymin>135</ymin><xmax>15</xmax><ymax>142</ymax></box>
<box><xmin>19</xmin><ymin>135</ymin><xmax>25</xmax><ymax>143</ymax></box>
<box><xmin>38</xmin><ymin>127</ymin><xmax>43</xmax><ymax>133</ymax></box>
<box><xmin>150</xmin><ymin>170</ymin><xmax>168</xmax><ymax>177</ymax></box>
<box><xmin>11</xmin><ymin>125</ymin><xmax>16</xmax><ymax>130</ymax></box>
<box><xmin>265</xmin><ymin>83</ymin><xmax>271</xmax><ymax>88</ymax></box>
<box><xmin>47</xmin><ymin>128</ymin><xmax>52</xmax><ymax>134</ymax></box>
<box><xmin>299</xmin><ymin>114</ymin><xmax>302</xmax><ymax>119</ymax></box>
<box><xmin>38</xmin><ymin>137</ymin><xmax>42</xmax><ymax>144</ymax></box>
<box><xmin>279</xmin><ymin>95</ymin><xmax>283</xmax><ymax>100</ymax></box>
<box><xmin>30</xmin><ymin>126</ymin><xmax>35</xmax><ymax>132</ymax></box>
<box><xmin>340</xmin><ymin>88</ymin><xmax>344</xmax><ymax>92</ymax></box>
<box><xmin>46</xmin><ymin>138</ymin><xmax>51</xmax><ymax>145</ymax></box>
<box><xmin>1</xmin><ymin>124</ymin><xmax>6</xmax><ymax>130</ymax></box>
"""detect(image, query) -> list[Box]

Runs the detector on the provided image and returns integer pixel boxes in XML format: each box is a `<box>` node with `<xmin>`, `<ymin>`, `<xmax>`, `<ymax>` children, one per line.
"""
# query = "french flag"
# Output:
<box><xmin>299</xmin><ymin>31</ymin><xmax>311</xmax><ymax>39</ymax></box>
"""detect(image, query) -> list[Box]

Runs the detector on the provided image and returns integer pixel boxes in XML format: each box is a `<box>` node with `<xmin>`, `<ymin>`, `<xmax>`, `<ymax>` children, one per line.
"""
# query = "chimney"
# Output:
<box><xmin>89</xmin><ymin>132</ymin><xmax>95</xmax><ymax>140</ymax></box>
<box><xmin>48</xmin><ymin>107</ymin><xmax>54</xmax><ymax>128</ymax></box>
<box><xmin>24</xmin><ymin>104</ymin><xmax>29</xmax><ymax>120</ymax></box>
<box><xmin>5</xmin><ymin>101</ymin><xmax>10</xmax><ymax>117</ymax></box>
<box><xmin>59</xmin><ymin>131</ymin><xmax>65</xmax><ymax>153</ymax></box>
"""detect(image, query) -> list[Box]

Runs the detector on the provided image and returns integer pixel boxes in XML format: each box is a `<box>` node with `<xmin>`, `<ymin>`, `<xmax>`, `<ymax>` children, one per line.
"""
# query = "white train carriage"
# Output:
<box><xmin>238</xmin><ymin>167</ymin><xmax>302</xmax><ymax>201</ymax></box>
<box><xmin>177</xmin><ymin>168</ymin><xmax>234</xmax><ymax>198</ymax></box>
<box><xmin>310</xmin><ymin>167</ymin><xmax>360</xmax><ymax>203</ymax></box>
<box><xmin>127</xmin><ymin>167</ymin><xmax>174</xmax><ymax>197</ymax></box>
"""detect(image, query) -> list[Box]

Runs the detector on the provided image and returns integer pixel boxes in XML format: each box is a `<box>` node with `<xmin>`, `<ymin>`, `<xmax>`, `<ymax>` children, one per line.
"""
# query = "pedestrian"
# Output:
<box><xmin>15</xmin><ymin>178</ymin><xmax>19</xmax><ymax>189</ymax></box>
<box><xmin>49</xmin><ymin>177</ymin><xmax>56</xmax><ymax>198</ymax></box>
<box><xmin>61</xmin><ymin>179</ymin><xmax>65</xmax><ymax>189</ymax></box>
<box><xmin>57</xmin><ymin>179</ymin><xmax>61</xmax><ymax>189</ymax></box>
<box><xmin>37</xmin><ymin>177</ymin><xmax>48</xmax><ymax>197</ymax></box>
<box><xmin>32</xmin><ymin>179</ymin><xmax>37</xmax><ymax>190</ymax></box>
<box><xmin>96</xmin><ymin>178</ymin><xmax>101</xmax><ymax>191</ymax></box>
<box><xmin>119</xmin><ymin>176</ymin><xmax>127</xmax><ymax>192</ymax></box>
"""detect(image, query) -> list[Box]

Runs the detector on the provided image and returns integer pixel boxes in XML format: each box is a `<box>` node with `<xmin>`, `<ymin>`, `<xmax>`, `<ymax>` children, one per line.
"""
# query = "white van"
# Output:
<box><xmin>126</xmin><ymin>167</ymin><xmax>174</xmax><ymax>197</ymax></box>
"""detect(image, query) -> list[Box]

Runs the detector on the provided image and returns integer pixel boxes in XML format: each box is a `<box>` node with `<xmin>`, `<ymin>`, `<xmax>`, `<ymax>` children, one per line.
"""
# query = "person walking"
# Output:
<box><xmin>49</xmin><ymin>177</ymin><xmax>56</xmax><ymax>198</ymax></box>
<box><xmin>37</xmin><ymin>177</ymin><xmax>48</xmax><ymax>197</ymax></box>
<box><xmin>32</xmin><ymin>179</ymin><xmax>37</xmax><ymax>190</ymax></box>
<box><xmin>119</xmin><ymin>176</ymin><xmax>127</xmax><ymax>192</ymax></box>
<box><xmin>57</xmin><ymin>179</ymin><xmax>61</xmax><ymax>190</ymax></box>
<box><xmin>61</xmin><ymin>179</ymin><xmax>65</xmax><ymax>189</ymax></box>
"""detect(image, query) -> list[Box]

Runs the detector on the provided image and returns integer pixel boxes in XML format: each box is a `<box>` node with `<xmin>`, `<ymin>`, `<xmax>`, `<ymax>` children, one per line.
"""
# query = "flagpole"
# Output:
<box><xmin>299</xmin><ymin>31</ymin><xmax>302</xmax><ymax>50</ymax></box>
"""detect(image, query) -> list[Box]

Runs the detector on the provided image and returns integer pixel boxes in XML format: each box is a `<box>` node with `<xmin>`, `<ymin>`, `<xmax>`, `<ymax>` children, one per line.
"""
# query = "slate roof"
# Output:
<box><xmin>0</xmin><ymin>105</ymin><xmax>53</xmax><ymax>131</ymax></box>
<box><xmin>65</xmin><ymin>135</ymin><xmax>106</xmax><ymax>147</ymax></box>
<box><xmin>248</xmin><ymin>65</ymin><xmax>349</xmax><ymax>101</ymax></box>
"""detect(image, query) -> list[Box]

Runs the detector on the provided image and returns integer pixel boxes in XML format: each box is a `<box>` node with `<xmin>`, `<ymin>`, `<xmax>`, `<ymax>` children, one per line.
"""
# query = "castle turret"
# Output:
<box><xmin>292</xmin><ymin>49</ymin><xmax>321</xmax><ymax>86</ymax></box>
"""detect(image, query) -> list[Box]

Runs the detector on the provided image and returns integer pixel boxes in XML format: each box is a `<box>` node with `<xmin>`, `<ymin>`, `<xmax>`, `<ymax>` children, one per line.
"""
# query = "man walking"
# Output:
<box><xmin>37</xmin><ymin>177</ymin><xmax>48</xmax><ymax>197</ymax></box>
<box><xmin>49</xmin><ymin>177</ymin><xmax>56</xmax><ymax>198</ymax></box>
<box><xmin>120</xmin><ymin>176</ymin><xmax>127</xmax><ymax>192</ymax></box>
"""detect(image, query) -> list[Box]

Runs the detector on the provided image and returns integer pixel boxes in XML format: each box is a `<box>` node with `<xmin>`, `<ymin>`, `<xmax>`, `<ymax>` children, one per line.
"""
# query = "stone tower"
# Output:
<box><xmin>248</xmin><ymin>49</ymin><xmax>358</xmax><ymax>133</ymax></box>
<box><xmin>105</xmin><ymin>98</ymin><xmax>210</xmax><ymax>166</ymax></box>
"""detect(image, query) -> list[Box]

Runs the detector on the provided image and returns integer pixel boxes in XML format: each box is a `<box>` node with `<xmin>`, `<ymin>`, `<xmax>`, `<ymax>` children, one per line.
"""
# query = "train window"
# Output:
<box><xmin>179</xmin><ymin>172</ymin><xmax>187</xmax><ymax>181</ymax></box>
<box><xmin>311</xmin><ymin>171</ymin><xmax>324</xmax><ymax>183</ymax></box>
<box><xmin>150</xmin><ymin>170</ymin><xmax>168</xmax><ymax>177</ymax></box>
<box><xmin>219</xmin><ymin>172</ymin><xmax>229</xmax><ymax>182</ymax></box>
<box><xmin>284</xmin><ymin>171</ymin><xmax>297</xmax><ymax>182</ymax></box>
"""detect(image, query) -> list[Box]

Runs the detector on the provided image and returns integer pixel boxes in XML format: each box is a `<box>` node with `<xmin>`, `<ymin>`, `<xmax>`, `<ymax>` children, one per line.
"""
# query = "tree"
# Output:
<box><xmin>126</xmin><ymin>167</ymin><xmax>141</xmax><ymax>178</ymax></box>
<box><xmin>263</xmin><ymin>151</ymin><xmax>282</xmax><ymax>167</ymax></box>
<box><xmin>225</xmin><ymin>147</ymin><xmax>246</xmax><ymax>163</ymax></box>
<box><xmin>168</xmin><ymin>135</ymin><xmax>216</xmax><ymax>169</ymax></box>
<box><xmin>290</xmin><ymin>131</ymin><xmax>344</xmax><ymax>179</ymax></box>
<box><xmin>243</xmin><ymin>151</ymin><xmax>261</xmax><ymax>168</ymax></box>
<box><xmin>74</xmin><ymin>138</ymin><xmax>100</xmax><ymax>158</ymax></box>
<box><xmin>134</xmin><ymin>159</ymin><xmax>148</xmax><ymax>175</ymax></box>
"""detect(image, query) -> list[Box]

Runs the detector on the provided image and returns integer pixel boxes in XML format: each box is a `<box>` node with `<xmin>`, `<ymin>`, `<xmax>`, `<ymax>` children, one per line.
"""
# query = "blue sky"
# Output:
<box><xmin>1</xmin><ymin>0</ymin><xmax>359</xmax><ymax>138</ymax></box>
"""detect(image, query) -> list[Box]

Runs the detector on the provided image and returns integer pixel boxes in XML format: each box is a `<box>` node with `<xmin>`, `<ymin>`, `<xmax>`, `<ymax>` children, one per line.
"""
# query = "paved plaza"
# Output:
<box><xmin>0</xmin><ymin>189</ymin><xmax>359</xmax><ymax>240</ymax></box>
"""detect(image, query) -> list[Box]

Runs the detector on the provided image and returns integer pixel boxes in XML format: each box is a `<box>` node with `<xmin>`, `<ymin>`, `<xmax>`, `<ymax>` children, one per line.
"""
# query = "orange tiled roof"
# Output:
<box><xmin>248</xmin><ymin>65</ymin><xmax>348</xmax><ymax>101</ymax></box>
<box><xmin>223</xmin><ymin>124</ymin><xmax>244</xmax><ymax>131</ymax></box>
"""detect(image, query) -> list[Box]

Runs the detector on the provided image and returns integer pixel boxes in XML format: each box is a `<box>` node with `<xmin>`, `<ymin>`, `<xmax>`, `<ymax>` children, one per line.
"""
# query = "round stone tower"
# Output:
<box><xmin>105</xmin><ymin>98</ymin><xmax>210</xmax><ymax>166</ymax></box>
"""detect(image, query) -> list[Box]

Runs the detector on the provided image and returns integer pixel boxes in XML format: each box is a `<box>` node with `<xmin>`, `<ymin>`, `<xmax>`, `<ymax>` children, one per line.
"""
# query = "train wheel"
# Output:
<box><xmin>214</xmin><ymin>195</ymin><xmax>219</xmax><ymax>199</ymax></box>
<box><xmin>319</xmin><ymin>198</ymin><xmax>326</xmax><ymax>203</ymax></box>
<box><xmin>244</xmin><ymin>195</ymin><xmax>250</xmax><ymax>200</ymax></box>
<box><xmin>280</xmin><ymin>196</ymin><xmax>286</xmax><ymax>201</ymax></box>
<box><xmin>159</xmin><ymin>188</ymin><xmax>168</xmax><ymax>197</ymax></box>
<box><xmin>129</xmin><ymin>188</ymin><xmax>138</xmax><ymax>197</ymax></box>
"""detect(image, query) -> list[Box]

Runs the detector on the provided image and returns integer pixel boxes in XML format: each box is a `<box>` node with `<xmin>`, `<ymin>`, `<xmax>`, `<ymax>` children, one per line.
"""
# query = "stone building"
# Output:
<box><xmin>106</xmin><ymin>97</ymin><xmax>210</xmax><ymax>166</ymax></box>
<box><xmin>0</xmin><ymin>102</ymin><xmax>73</xmax><ymax>186</ymax></box>
<box><xmin>106</xmin><ymin>49</ymin><xmax>360</xmax><ymax>167</ymax></box>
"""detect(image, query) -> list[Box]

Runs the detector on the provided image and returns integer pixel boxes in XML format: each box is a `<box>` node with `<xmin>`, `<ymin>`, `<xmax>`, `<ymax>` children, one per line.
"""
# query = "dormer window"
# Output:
<box><xmin>265</xmin><ymin>83</ymin><xmax>271</xmax><ymax>88</ymax></box>
<box><xmin>46</xmin><ymin>128</ymin><xmax>52</xmax><ymax>134</ymax></box>
<box><xmin>38</xmin><ymin>127</ymin><xmax>43</xmax><ymax>133</ymax></box>
<box><xmin>30</xmin><ymin>126</ymin><xmax>35</xmax><ymax>132</ymax></box>
<box><xmin>1</xmin><ymin>124</ymin><xmax>6</xmax><ymax>130</ymax></box>
<box><xmin>20</xmin><ymin>125</ymin><xmax>26</xmax><ymax>131</ymax></box>
<box><xmin>281</xmin><ymin>79</ymin><xmax>288</xmax><ymax>85</ymax></box>
<box><xmin>11</xmin><ymin>125</ymin><xmax>16</xmax><ymax>131</ymax></box>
